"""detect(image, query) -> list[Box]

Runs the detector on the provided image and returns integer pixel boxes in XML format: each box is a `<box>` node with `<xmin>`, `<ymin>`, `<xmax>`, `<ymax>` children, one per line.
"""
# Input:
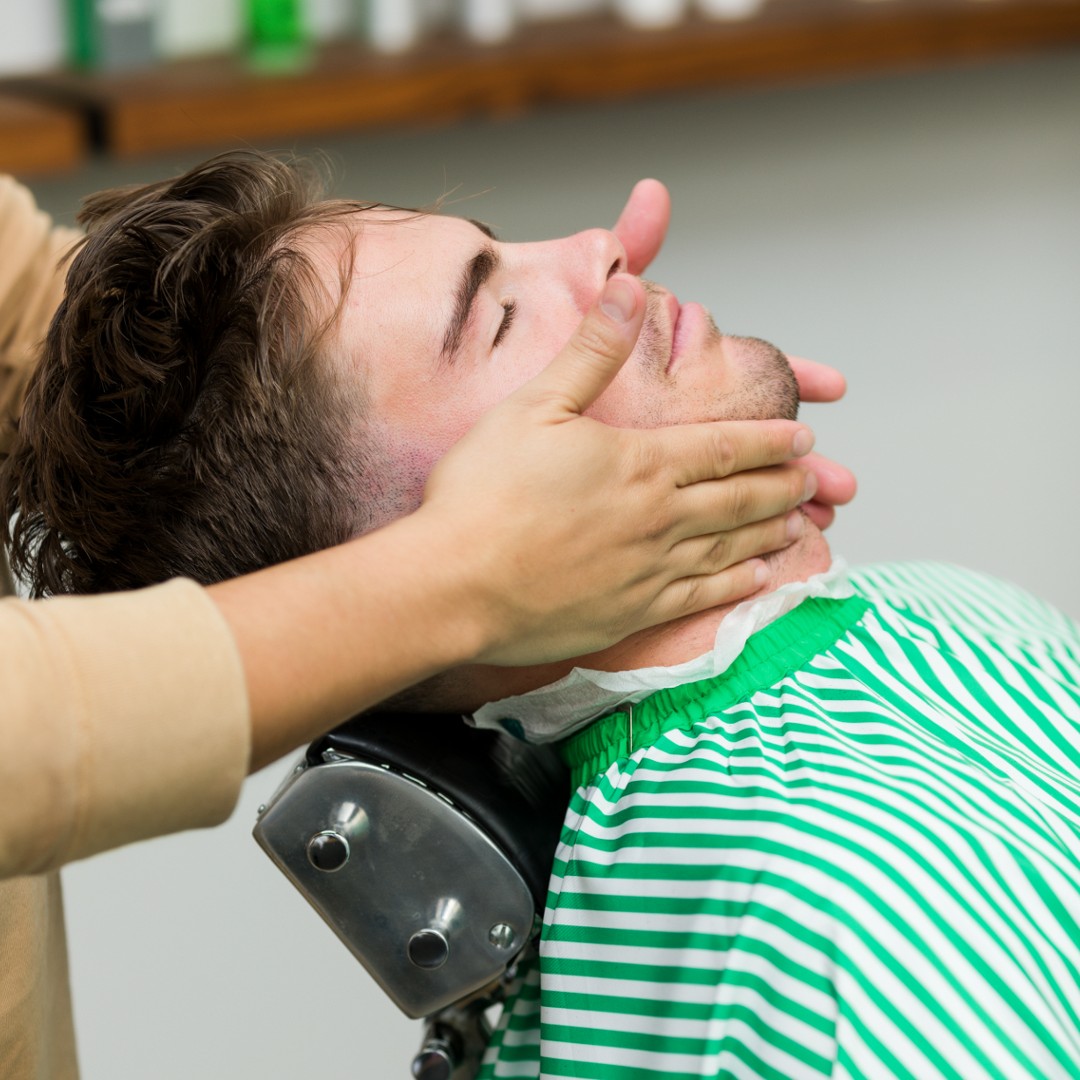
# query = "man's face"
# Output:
<box><xmin>323</xmin><ymin>209</ymin><xmax>798</xmax><ymax>517</ymax></box>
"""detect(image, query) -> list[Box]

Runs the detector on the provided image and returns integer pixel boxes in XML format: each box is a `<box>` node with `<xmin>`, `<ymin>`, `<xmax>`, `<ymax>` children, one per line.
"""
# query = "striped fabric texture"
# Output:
<box><xmin>479</xmin><ymin>563</ymin><xmax>1080</xmax><ymax>1080</ymax></box>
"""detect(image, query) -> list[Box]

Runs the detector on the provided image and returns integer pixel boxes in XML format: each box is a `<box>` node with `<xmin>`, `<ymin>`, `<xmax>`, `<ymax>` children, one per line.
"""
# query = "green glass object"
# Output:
<box><xmin>67</xmin><ymin>0</ymin><xmax>157</xmax><ymax>71</ymax></box>
<box><xmin>247</xmin><ymin>0</ymin><xmax>310</xmax><ymax>72</ymax></box>
<box><xmin>67</xmin><ymin>0</ymin><xmax>96</xmax><ymax>67</ymax></box>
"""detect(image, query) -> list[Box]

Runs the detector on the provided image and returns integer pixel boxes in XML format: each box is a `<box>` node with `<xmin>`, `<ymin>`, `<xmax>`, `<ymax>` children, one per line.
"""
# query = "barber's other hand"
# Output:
<box><xmin>612</xmin><ymin>178</ymin><xmax>855</xmax><ymax>531</ymax></box>
<box><xmin>784</xmin><ymin>355</ymin><xmax>856</xmax><ymax>529</ymax></box>
<box><xmin>420</xmin><ymin>274</ymin><xmax>818</xmax><ymax>667</ymax></box>
<box><xmin>613</xmin><ymin>178</ymin><xmax>672</xmax><ymax>275</ymax></box>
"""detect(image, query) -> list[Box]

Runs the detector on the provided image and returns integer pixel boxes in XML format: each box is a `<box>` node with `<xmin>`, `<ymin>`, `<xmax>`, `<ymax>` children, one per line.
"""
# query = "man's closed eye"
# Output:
<box><xmin>494</xmin><ymin>300</ymin><xmax>517</xmax><ymax>347</ymax></box>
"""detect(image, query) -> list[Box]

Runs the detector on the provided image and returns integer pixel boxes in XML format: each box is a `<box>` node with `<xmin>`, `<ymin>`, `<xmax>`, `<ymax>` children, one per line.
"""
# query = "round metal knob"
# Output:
<box><xmin>411</xmin><ymin>1046</ymin><xmax>453</xmax><ymax>1080</ymax></box>
<box><xmin>407</xmin><ymin>928</ymin><xmax>449</xmax><ymax>969</ymax></box>
<box><xmin>306</xmin><ymin>830</ymin><xmax>349</xmax><ymax>872</ymax></box>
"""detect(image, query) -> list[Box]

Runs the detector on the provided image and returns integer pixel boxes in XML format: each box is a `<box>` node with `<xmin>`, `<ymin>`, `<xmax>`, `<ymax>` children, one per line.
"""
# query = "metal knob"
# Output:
<box><xmin>412</xmin><ymin>1004</ymin><xmax>487</xmax><ymax>1080</ymax></box>
<box><xmin>407</xmin><ymin>928</ymin><xmax>449</xmax><ymax>969</ymax></box>
<box><xmin>411</xmin><ymin>1044</ymin><xmax>454</xmax><ymax>1080</ymax></box>
<box><xmin>306</xmin><ymin>830</ymin><xmax>349</xmax><ymax>872</ymax></box>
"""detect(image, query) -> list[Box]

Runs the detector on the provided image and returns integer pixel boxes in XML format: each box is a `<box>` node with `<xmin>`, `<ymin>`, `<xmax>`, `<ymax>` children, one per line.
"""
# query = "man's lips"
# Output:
<box><xmin>662</xmin><ymin>291</ymin><xmax>681</xmax><ymax>374</ymax></box>
<box><xmin>665</xmin><ymin>293</ymin><xmax>705</xmax><ymax>375</ymax></box>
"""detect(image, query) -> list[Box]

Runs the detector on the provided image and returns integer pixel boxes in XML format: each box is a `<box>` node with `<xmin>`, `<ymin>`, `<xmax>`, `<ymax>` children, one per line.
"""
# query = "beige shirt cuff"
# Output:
<box><xmin>0</xmin><ymin>579</ymin><xmax>250</xmax><ymax>877</ymax></box>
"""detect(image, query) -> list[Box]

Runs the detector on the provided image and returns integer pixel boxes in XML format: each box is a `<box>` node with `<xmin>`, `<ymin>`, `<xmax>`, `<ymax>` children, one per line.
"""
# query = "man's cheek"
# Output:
<box><xmin>584</xmin><ymin>368</ymin><xmax>669</xmax><ymax>429</ymax></box>
<box><xmin>480</xmin><ymin>356</ymin><xmax>546</xmax><ymax>405</ymax></box>
<box><xmin>509</xmin><ymin>323</ymin><xmax>579</xmax><ymax>386</ymax></box>
<box><xmin>362</xmin><ymin>417</ymin><xmax>464</xmax><ymax>525</ymax></box>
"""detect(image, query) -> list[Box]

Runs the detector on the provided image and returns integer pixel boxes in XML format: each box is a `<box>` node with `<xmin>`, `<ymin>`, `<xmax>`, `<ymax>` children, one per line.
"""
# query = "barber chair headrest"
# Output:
<box><xmin>254</xmin><ymin>713</ymin><xmax>568</xmax><ymax>1021</ymax></box>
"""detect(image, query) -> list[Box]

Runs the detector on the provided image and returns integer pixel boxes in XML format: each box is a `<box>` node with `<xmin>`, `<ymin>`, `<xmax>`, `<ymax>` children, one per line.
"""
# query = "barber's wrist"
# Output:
<box><xmin>213</xmin><ymin>508</ymin><xmax>494</xmax><ymax>768</ymax></box>
<box><xmin>386</xmin><ymin>504</ymin><xmax>503</xmax><ymax>670</ymax></box>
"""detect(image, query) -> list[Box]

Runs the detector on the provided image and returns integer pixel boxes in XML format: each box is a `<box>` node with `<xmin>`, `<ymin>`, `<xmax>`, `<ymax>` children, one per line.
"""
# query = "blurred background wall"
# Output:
<box><xmin>9</xmin><ymin>15</ymin><xmax>1080</xmax><ymax>1080</ymax></box>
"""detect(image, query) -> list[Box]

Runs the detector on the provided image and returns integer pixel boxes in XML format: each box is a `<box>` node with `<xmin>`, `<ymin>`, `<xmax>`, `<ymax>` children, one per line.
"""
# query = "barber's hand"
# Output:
<box><xmin>783</xmin><ymin>355</ymin><xmax>856</xmax><ymax>529</ymax></box>
<box><xmin>421</xmin><ymin>273</ymin><xmax>818</xmax><ymax>667</ymax></box>
<box><xmin>612</xmin><ymin>178</ymin><xmax>672</xmax><ymax>275</ymax></box>
<box><xmin>613</xmin><ymin>179</ymin><xmax>856</xmax><ymax>531</ymax></box>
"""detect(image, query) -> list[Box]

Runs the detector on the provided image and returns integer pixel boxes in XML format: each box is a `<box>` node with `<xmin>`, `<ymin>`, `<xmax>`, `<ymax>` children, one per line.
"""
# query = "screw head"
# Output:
<box><xmin>489</xmin><ymin>922</ymin><xmax>517</xmax><ymax>951</ymax></box>
<box><xmin>306</xmin><ymin>830</ymin><xmax>350</xmax><ymax>872</ymax></box>
<box><xmin>407</xmin><ymin>929</ymin><xmax>449</xmax><ymax>969</ymax></box>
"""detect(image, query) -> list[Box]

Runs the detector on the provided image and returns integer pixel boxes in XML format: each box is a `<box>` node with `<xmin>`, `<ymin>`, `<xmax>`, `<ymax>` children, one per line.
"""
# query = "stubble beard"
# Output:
<box><xmin>639</xmin><ymin>284</ymin><xmax>800</xmax><ymax>423</ymax></box>
<box><xmin>720</xmin><ymin>331</ymin><xmax>800</xmax><ymax>422</ymax></box>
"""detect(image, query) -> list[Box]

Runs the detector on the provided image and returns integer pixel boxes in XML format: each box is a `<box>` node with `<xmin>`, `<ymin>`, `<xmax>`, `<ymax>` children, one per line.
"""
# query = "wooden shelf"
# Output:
<box><xmin>3</xmin><ymin>0</ymin><xmax>1080</xmax><ymax>164</ymax></box>
<box><xmin>0</xmin><ymin>94</ymin><xmax>84</xmax><ymax>175</ymax></box>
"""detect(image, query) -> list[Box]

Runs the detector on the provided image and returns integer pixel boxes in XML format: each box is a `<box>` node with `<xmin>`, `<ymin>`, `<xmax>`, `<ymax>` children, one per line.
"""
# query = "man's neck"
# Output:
<box><xmin>452</xmin><ymin>520</ymin><xmax>833</xmax><ymax>710</ymax></box>
<box><xmin>589</xmin><ymin>521</ymin><xmax>832</xmax><ymax>672</ymax></box>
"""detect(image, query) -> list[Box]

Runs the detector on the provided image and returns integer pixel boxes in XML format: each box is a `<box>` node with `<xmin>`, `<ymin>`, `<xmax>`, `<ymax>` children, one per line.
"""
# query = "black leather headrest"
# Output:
<box><xmin>309</xmin><ymin>714</ymin><xmax>569</xmax><ymax>907</ymax></box>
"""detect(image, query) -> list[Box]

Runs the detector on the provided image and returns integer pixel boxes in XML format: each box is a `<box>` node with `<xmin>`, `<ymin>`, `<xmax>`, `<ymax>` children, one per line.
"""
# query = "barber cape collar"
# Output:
<box><xmin>469</xmin><ymin>560</ymin><xmax>853</xmax><ymax>744</ymax></box>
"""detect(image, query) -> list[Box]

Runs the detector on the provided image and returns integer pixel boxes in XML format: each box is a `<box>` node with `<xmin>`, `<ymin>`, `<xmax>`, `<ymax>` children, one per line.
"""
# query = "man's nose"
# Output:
<box><xmin>559</xmin><ymin>228</ymin><xmax>628</xmax><ymax>309</ymax></box>
<box><xmin>576</xmin><ymin>227</ymin><xmax>628</xmax><ymax>279</ymax></box>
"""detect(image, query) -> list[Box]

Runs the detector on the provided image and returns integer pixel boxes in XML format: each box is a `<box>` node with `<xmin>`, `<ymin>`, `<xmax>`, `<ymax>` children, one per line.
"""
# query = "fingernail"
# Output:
<box><xmin>600</xmin><ymin>277</ymin><xmax>636</xmax><ymax>323</ymax></box>
<box><xmin>802</xmin><ymin>473</ymin><xmax>818</xmax><ymax>503</ymax></box>
<box><xmin>787</xmin><ymin>511</ymin><xmax>805</xmax><ymax>541</ymax></box>
<box><xmin>752</xmin><ymin>560</ymin><xmax>769</xmax><ymax>588</ymax></box>
<box><xmin>792</xmin><ymin>428</ymin><xmax>814</xmax><ymax>457</ymax></box>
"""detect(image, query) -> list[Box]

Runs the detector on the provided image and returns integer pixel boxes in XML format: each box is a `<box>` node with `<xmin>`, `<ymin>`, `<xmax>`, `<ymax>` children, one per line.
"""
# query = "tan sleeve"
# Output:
<box><xmin>0</xmin><ymin>175</ymin><xmax>81</xmax><ymax>456</ymax></box>
<box><xmin>0</xmin><ymin>579</ymin><xmax>251</xmax><ymax>879</ymax></box>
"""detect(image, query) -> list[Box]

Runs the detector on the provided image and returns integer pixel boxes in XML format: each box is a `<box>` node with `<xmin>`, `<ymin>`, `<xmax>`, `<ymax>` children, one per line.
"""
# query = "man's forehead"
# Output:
<box><xmin>312</xmin><ymin>204</ymin><xmax>506</xmax><ymax>373</ymax></box>
<box><xmin>326</xmin><ymin>208</ymin><xmax>483</xmax><ymax>369</ymax></box>
<box><xmin>338</xmin><ymin>208</ymin><xmax>491</xmax><ymax>280</ymax></box>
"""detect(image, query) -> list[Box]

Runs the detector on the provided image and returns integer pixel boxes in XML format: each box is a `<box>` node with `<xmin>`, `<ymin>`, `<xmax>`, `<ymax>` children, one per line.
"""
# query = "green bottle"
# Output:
<box><xmin>68</xmin><ymin>0</ymin><xmax>95</xmax><ymax>67</ymax></box>
<box><xmin>67</xmin><ymin>0</ymin><xmax>157</xmax><ymax>71</ymax></box>
<box><xmin>248</xmin><ymin>0</ymin><xmax>310</xmax><ymax>72</ymax></box>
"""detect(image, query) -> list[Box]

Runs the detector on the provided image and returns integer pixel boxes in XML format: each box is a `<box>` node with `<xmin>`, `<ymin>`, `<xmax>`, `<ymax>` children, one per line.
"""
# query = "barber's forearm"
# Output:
<box><xmin>209</xmin><ymin>510</ymin><xmax>484</xmax><ymax>772</ymax></box>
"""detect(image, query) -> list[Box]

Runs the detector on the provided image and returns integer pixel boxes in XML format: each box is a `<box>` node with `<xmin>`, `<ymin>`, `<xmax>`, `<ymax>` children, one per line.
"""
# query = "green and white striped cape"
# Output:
<box><xmin>479</xmin><ymin>562</ymin><xmax>1080</xmax><ymax>1080</ymax></box>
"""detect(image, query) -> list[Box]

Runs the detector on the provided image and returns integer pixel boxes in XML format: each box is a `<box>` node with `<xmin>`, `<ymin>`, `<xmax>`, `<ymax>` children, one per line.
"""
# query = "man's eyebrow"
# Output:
<box><xmin>441</xmin><ymin>243</ymin><xmax>500</xmax><ymax>364</ymax></box>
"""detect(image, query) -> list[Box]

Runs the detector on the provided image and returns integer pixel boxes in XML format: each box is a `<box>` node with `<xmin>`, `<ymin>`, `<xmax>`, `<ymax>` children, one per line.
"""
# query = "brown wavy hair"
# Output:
<box><xmin>0</xmin><ymin>151</ymin><xmax>371</xmax><ymax>597</ymax></box>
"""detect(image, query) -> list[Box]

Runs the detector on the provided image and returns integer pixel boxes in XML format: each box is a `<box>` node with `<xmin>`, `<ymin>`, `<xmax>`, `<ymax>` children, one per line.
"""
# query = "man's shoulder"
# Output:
<box><xmin>846</xmin><ymin>560</ymin><xmax>1080</xmax><ymax>653</ymax></box>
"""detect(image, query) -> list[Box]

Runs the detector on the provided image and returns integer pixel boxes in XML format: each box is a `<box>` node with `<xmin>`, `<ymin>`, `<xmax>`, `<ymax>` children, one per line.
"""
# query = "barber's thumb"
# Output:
<box><xmin>527</xmin><ymin>274</ymin><xmax>645</xmax><ymax>414</ymax></box>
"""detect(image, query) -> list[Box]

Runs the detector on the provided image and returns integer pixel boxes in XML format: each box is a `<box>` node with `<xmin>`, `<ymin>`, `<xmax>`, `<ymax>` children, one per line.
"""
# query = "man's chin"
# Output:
<box><xmin>718</xmin><ymin>334</ymin><xmax>801</xmax><ymax>422</ymax></box>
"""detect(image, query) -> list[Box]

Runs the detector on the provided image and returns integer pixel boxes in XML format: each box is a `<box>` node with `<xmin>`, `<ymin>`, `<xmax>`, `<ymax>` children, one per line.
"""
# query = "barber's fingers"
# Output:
<box><xmin>788</xmin><ymin>355</ymin><xmax>847</xmax><ymax>403</ymax></box>
<box><xmin>612</xmin><ymin>179</ymin><xmax>672</xmax><ymax>276</ymax></box>
<box><xmin>784</xmin><ymin>356</ymin><xmax>854</xmax><ymax>530</ymax></box>
<box><xmin>665</xmin><ymin>463</ymin><xmax>816</xmax><ymax>544</ymax></box>
<box><xmin>641</xmin><ymin>417</ymin><xmax>815</xmax><ymax>489</ymax></box>
<box><xmin>799</xmin><ymin>451</ymin><xmax>857</xmax><ymax>530</ymax></box>
<box><xmin>651</xmin><ymin>560</ymin><xmax>772</xmax><ymax>625</ymax></box>
<box><xmin>638</xmin><ymin>512</ymin><xmax>807</xmax><ymax>624</ymax></box>
<box><xmin>804</xmin><ymin>501</ymin><xmax>835</xmax><ymax>531</ymax></box>
<box><xmin>665</xmin><ymin>510</ymin><xmax>805</xmax><ymax>588</ymax></box>
<box><xmin>514</xmin><ymin>274</ymin><xmax>646</xmax><ymax>415</ymax></box>
<box><xmin>648</xmin><ymin>558</ymin><xmax>783</xmax><ymax>626</ymax></box>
